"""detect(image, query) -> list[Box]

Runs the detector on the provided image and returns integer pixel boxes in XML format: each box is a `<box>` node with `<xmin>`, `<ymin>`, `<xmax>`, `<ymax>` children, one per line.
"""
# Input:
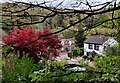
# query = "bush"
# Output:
<box><xmin>29</xmin><ymin>61</ymin><xmax>65</xmax><ymax>82</ymax></box>
<box><xmin>2</xmin><ymin>54</ymin><xmax>118</xmax><ymax>82</ymax></box>
<box><xmin>94</xmin><ymin>55</ymin><xmax>120</xmax><ymax>82</ymax></box>
<box><xmin>29</xmin><ymin>55</ymin><xmax>120</xmax><ymax>82</ymax></box>
<box><xmin>72</xmin><ymin>47</ymin><xmax>83</xmax><ymax>57</ymax></box>
<box><xmin>104</xmin><ymin>44</ymin><xmax>120</xmax><ymax>56</ymax></box>
<box><xmin>2</xmin><ymin>57</ymin><xmax>40</xmax><ymax>82</ymax></box>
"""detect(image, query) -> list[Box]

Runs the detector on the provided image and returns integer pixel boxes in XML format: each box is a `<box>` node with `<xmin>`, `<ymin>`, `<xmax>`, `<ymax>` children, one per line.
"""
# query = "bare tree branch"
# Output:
<box><xmin>16</xmin><ymin>15</ymin><xmax>90</xmax><ymax>48</ymax></box>
<box><xmin>87</xmin><ymin>16</ymin><xmax>120</xmax><ymax>29</ymax></box>
<box><xmin>2</xmin><ymin>1</ymin><xmax>120</xmax><ymax>27</ymax></box>
<box><xmin>2</xmin><ymin>0</ymin><xmax>120</xmax><ymax>37</ymax></box>
<box><xmin>111</xmin><ymin>1</ymin><xmax>116</xmax><ymax>29</ymax></box>
<box><xmin>2</xmin><ymin>12</ymin><xmax>57</xmax><ymax>26</ymax></box>
<box><xmin>2</xmin><ymin>4</ymin><xmax>32</xmax><ymax>13</ymax></box>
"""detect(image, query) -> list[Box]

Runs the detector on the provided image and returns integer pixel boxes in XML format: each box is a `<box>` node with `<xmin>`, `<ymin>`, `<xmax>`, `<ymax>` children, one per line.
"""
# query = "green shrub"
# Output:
<box><xmin>29</xmin><ymin>61</ymin><xmax>65</xmax><ymax>82</ymax></box>
<box><xmin>2</xmin><ymin>57</ymin><xmax>39</xmax><ymax>82</ymax></box>
<box><xmin>28</xmin><ymin>55</ymin><xmax>120</xmax><ymax>82</ymax></box>
<box><xmin>104</xmin><ymin>44</ymin><xmax>120</xmax><ymax>56</ymax></box>
<box><xmin>94</xmin><ymin>55</ymin><xmax>120</xmax><ymax>82</ymax></box>
<box><xmin>72</xmin><ymin>47</ymin><xmax>83</xmax><ymax>57</ymax></box>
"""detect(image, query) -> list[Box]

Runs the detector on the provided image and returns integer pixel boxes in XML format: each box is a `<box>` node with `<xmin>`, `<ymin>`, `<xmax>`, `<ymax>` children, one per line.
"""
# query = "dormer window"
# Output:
<box><xmin>94</xmin><ymin>44</ymin><xmax>99</xmax><ymax>50</ymax></box>
<box><xmin>88</xmin><ymin>44</ymin><xmax>93</xmax><ymax>49</ymax></box>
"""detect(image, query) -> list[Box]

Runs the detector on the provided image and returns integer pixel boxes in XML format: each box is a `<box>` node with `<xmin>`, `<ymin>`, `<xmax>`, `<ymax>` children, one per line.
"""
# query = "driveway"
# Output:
<box><xmin>57</xmin><ymin>52</ymin><xmax>80</xmax><ymax>65</ymax></box>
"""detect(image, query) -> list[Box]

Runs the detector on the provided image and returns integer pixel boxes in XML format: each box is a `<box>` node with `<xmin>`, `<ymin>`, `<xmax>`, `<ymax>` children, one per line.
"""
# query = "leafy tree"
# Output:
<box><xmin>95</xmin><ymin>55</ymin><xmax>120</xmax><ymax>82</ymax></box>
<box><xmin>60</xmin><ymin>28</ymin><xmax>75</xmax><ymax>39</ymax></box>
<box><xmin>2</xmin><ymin>26</ymin><xmax>61</xmax><ymax>63</ymax></box>
<box><xmin>97</xmin><ymin>15</ymin><xmax>110</xmax><ymax>28</ymax></box>
<box><xmin>104</xmin><ymin>44</ymin><xmax>119</xmax><ymax>56</ymax></box>
<box><xmin>86</xmin><ymin>28</ymin><xmax>117</xmax><ymax>36</ymax></box>
<box><xmin>72</xmin><ymin>46</ymin><xmax>83</xmax><ymax>57</ymax></box>
<box><xmin>74</xmin><ymin>28</ymin><xmax>86</xmax><ymax>56</ymax></box>
<box><xmin>2</xmin><ymin>57</ymin><xmax>40</xmax><ymax>82</ymax></box>
<box><xmin>115</xmin><ymin>11</ymin><xmax>120</xmax><ymax>42</ymax></box>
<box><xmin>29</xmin><ymin>55</ymin><xmax>120</xmax><ymax>82</ymax></box>
<box><xmin>75</xmin><ymin>28</ymin><xmax>86</xmax><ymax>47</ymax></box>
<box><xmin>57</xmin><ymin>14</ymin><xmax>65</xmax><ymax>28</ymax></box>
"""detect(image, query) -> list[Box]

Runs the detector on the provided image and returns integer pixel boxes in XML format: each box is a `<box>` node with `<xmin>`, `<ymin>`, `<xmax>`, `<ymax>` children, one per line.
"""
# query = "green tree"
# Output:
<box><xmin>2</xmin><ymin>57</ymin><xmax>39</xmax><ymax>82</ymax></box>
<box><xmin>115</xmin><ymin>12</ymin><xmax>120</xmax><ymax>44</ymax></box>
<box><xmin>86</xmin><ymin>28</ymin><xmax>117</xmax><ymax>36</ymax></box>
<box><xmin>75</xmin><ymin>28</ymin><xmax>86</xmax><ymax>47</ymax></box>
<box><xmin>104</xmin><ymin>44</ymin><xmax>119</xmax><ymax>56</ymax></box>
<box><xmin>60</xmin><ymin>28</ymin><xmax>75</xmax><ymax>39</ymax></box>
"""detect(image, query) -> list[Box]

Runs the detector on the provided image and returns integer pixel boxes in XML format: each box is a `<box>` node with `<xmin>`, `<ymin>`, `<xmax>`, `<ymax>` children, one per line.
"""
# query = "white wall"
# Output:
<box><xmin>84</xmin><ymin>43</ymin><xmax>104</xmax><ymax>55</ymax></box>
<box><xmin>84</xmin><ymin>38</ymin><xmax>118</xmax><ymax>55</ymax></box>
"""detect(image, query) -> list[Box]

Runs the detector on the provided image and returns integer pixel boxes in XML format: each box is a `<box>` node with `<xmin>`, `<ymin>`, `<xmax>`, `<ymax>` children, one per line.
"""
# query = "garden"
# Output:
<box><xmin>1</xmin><ymin>0</ymin><xmax>120</xmax><ymax>82</ymax></box>
<box><xmin>1</xmin><ymin>26</ymin><xmax>120</xmax><ymax>82</ymax></box>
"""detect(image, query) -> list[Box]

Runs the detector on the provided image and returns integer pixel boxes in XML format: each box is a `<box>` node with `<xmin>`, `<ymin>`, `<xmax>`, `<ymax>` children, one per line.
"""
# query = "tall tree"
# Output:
<box><xmin>75</xmin><ymin>28</ymin><xmax>86</xmax><ymax>47</ymax></box>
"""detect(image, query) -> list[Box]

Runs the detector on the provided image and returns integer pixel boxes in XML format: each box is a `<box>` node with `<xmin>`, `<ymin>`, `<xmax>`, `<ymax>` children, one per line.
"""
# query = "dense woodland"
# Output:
<box><xmin>1</xmin><ymin>0</ymin><xmax>120</xmax><ymax>82</ymax></box>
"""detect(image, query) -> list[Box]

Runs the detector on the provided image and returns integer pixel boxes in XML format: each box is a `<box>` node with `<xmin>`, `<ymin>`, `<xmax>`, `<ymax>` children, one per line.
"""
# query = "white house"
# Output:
<box><xmin>84</xmin><ymin>35</ymin><xmax>118</xmax><ymax>56</ymax></box>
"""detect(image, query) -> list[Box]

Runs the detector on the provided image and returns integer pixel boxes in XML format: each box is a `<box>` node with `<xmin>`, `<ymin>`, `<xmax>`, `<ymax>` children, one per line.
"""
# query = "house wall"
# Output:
<box><xmin>84</xmin><ymin>38</ymin><xmax>118</xmax><ymax>56</ymax></box>
<box><xmin>84</xmin><ymin>43</ymin><xmax>104</xmax><ymax>55</ymax></box>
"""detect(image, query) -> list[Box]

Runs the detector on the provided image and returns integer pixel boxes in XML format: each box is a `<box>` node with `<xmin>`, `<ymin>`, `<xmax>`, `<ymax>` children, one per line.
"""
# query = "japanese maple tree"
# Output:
<box><xmin>2</xmin><ymin>26</ymin><xmax>61</xmax><ymax>63</ymax></box>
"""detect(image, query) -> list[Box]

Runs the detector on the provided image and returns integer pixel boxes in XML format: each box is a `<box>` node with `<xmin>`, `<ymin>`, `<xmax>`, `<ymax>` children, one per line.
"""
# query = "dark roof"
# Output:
<box><xmin>84</xmin><ymin>35</ymin><xmax>109</xmax><ymax>44</ymax></box>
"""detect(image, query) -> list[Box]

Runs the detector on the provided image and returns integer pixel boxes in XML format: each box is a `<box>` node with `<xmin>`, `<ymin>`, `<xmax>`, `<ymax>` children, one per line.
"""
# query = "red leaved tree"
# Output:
<box><xmin>2</xmin><ymin>26</ymin><xmax>61</xmax><ymax>63</ymax></box>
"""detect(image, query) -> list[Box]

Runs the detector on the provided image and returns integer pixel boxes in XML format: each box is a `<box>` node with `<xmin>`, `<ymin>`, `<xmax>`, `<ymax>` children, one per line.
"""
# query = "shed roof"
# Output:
<box><xmin>84</xmin><ymin>35</ymin><xmax>109</xmax><ymax>44</ymax></box>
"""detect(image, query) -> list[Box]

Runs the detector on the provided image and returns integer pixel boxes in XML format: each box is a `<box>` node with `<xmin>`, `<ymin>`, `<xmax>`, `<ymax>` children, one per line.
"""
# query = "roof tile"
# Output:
<box><xmin>84</xmin><ymin>35</ymin><xmax>109</xmax><ymax>44</ymax></box>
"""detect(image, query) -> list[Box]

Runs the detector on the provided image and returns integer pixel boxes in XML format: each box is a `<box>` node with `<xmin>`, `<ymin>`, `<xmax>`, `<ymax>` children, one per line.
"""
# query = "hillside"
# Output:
<box><xmin>1</xmin><ymin>2</ymin><xmax>120</xmax><ymax>39</ymax></box>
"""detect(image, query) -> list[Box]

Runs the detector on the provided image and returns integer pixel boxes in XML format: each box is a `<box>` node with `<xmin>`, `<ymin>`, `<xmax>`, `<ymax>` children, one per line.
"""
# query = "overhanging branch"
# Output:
<box><xmin>16</xmin><ymin>15</ymin><xmax>90</xmax><ymax>48</ymax></box>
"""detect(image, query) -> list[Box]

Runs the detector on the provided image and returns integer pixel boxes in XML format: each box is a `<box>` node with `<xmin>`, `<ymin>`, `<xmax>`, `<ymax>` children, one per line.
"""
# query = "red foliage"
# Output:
<box><xmin>2</xmin><ymin>26</ymin><xmax>61</xmax><ymax>63</ymax></box>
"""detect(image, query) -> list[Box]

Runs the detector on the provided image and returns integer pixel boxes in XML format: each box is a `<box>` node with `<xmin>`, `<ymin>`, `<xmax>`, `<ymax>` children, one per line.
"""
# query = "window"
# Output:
<box><xmin>88</xmin><ymin>44</ymin><xmax>93</xmax><ymax>49</ymax></box>
<box><xmin>94</xmin><ymin>44</ymin><xmax>99</xmax><ymax>50</ymax></box>
<box><xmin>104</xmin><ymin>46</ymin><xmax>106</xmax><ymax>50</ymax></box>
